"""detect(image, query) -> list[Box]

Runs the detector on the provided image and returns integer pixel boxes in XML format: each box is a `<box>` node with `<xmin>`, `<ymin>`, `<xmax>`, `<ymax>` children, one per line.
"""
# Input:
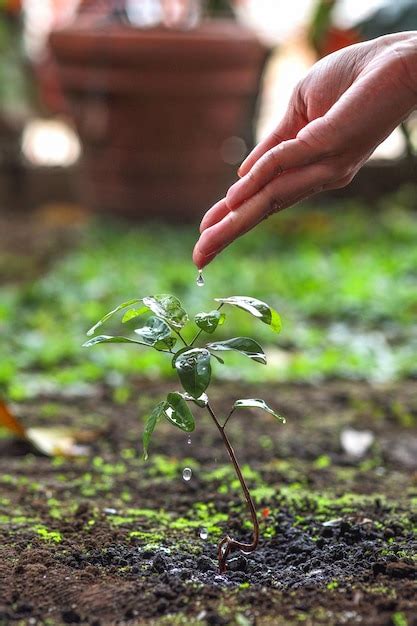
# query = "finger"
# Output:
<box><xmin>193</xmin><ymin>244</ymin><xmax>218</xmax><ymax>270</ymax></box>
<box><xmin>237</xmin><ymin>108</ymin><xmax>304</xmax><ymax>177</ymax></box>
<box><xmin>195</xmin><ymin>163</ymin><xmax>333</xmax><ymax>263</ymax></box>
<box><xmin>227</xmin><ymin>137</ymin><xmax>328</xmax><ymax>210</ymax></box>
<box><xmin>199</xmin><ymin>198</ymin><xmax>230</xmax><ymax>233</ymax></box>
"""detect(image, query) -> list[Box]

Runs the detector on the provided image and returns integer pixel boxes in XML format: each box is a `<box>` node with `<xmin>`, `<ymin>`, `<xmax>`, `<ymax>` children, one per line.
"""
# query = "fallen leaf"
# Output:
<box><xmin>0</xmin><ymin>400</ymin><xmax>99</xmax><ymax>457</ymax></box>
<box><xmin>0</xmin><ymin>401</ymin><xmax>26</xmax><ymax>437</ymax></box>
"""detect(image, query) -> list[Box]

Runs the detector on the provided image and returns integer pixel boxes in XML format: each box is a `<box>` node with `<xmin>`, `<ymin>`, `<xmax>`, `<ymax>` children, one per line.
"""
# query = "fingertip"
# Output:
<box><xmin>193</xmin><ymin>241</ymin><xmax>216</xmax><ymax>269</ymax></box>
<box><xmin>237</xmin><ymin>159</ymin><xmax>250</xmax><ymax>178</ymax></box>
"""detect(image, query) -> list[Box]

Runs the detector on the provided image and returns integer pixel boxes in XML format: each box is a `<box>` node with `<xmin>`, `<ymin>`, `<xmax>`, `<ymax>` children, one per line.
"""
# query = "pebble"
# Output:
<box><xmin>227</xmin><ymin>554</ymin><xmax>248</xmax><ymax>572</ymax></box>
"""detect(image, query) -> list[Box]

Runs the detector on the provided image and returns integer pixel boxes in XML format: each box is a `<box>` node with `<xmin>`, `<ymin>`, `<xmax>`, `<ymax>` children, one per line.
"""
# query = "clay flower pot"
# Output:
<box><xmin>49</xmin><ymin>19</ymin><xmax>269</xmax><ymax>220</ymax></box>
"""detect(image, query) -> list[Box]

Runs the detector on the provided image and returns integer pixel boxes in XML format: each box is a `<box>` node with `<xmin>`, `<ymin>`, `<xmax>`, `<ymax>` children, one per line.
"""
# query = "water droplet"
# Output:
<box><xmin>196</xmin><ymin>269</ymin><xmax>205</xmax><ymax>287</ymax></box>
<box><xmin>187</xmin><ymin>436</ymin><xmax>192</xmax><ymax>445</ymax></box>
<box><xmin>182</xmin><ymin>467</ymin><xmax>192</xmax><ymax>481</ymax></box>
<box><xmin>199</xmin><ymin>527</ymin><xmax>208</xmax><ymax>540</ymax></box>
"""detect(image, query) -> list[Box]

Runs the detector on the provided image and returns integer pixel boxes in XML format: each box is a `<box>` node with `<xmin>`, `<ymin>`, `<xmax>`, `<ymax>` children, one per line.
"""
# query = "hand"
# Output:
<box><xmin>193</xmin><ymin>32</ymin><xmax>417</xmax><ymax>269</ymax></box>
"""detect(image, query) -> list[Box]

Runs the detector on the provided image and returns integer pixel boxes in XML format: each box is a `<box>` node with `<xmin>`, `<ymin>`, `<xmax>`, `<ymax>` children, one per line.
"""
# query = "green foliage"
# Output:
<box><xmin>174</xmin><ymin>348</ymin><xmax>212</xmax><ymax>398</ymax></box>
<box><xmin>194</xmin><ymin>310</ymin><xmax>225</xmax><ymax>334</ymax></box>
<box><xmin>232</xmin><ymin>398</ymin><xmax>285</xmax><ymax>422</ymax></box>
<box><xmin>214</xmin><ymin>296</ymin><xmax>282</xmax><ymax>333</ymax></box>
<box><xmin>85</xmin><ymin>293</ymin><xmax>282</xmax><ymax>457</ymax></box>
<box><xmin>207</xmin><ymin>337</ymin><xmax>266</xmax><ymax>364</ymax></box>
<box><xmin>4</xmin><ymin>192</ymin><xmax>417</xmax><ymax>400</ymax></box>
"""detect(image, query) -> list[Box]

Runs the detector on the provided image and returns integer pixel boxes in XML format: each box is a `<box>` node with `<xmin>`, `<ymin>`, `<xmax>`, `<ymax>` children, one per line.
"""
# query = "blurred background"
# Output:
<box><xmin>1</xmin><ymin>0</ymin><xmax>417</xmax><ymax>402</ymax></box>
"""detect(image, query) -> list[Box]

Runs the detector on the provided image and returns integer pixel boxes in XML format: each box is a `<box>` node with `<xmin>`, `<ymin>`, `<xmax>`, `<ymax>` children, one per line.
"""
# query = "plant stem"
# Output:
<box><xmin>206</xmin><ymin>402</ymin><xmax>259</xmax><ymax>573</ymax></box>
<box><xmin>173</xmin><ymin>329</ymin><xmax>188</xmax><ymax>347</ymax></box>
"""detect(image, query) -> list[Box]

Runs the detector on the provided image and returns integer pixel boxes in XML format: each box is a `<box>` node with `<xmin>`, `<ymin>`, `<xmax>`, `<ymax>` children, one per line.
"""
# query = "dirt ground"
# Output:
<box><xmin>0</xmin><ymin>379</ymin><xmax>416</xmax><ymax>626</ymax></box>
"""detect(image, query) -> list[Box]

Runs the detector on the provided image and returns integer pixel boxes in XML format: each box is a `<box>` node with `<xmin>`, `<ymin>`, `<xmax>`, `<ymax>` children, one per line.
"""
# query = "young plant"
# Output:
<box><xmin>84</xmin><ymin>294</ymin><xmax>285</xmax><ymax>572</ymax></box>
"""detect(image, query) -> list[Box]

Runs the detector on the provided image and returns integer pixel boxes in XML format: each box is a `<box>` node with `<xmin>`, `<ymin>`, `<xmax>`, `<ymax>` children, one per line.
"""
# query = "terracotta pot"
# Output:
<box><xmin>49</xmin><ymin>20</ymin><xmax>270</xmax><ymax>220</ymax></box>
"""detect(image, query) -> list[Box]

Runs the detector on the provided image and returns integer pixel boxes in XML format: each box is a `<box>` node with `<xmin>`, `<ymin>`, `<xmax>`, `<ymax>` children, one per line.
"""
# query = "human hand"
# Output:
<box><xmin>193</xmin><ymin>32</ymin><xmax>417</xmax><ymax>268</ymax></box>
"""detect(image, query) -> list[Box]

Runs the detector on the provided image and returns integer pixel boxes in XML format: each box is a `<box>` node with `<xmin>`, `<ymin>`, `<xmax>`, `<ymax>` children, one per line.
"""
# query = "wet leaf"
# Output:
<box><xmin>122</xmin><ymin>306</ymin><xmax>148</xmax><ymax>323</ymax></box>
<box><xmin>83</xmin><ymin>335</ymin><xmax>152</xmax><ymax>348</ymax></box>
<box><xmin>143</xmin><ymin>401</ymin><xmax>166</xmax><ymax>460</ymax></box>
<box><xmin>194</xmin><ymin>310</ymin><xmax>225</xmax><ymax>334</ymax></box>
<box><xmin>143</xmin><ymin>294</ymin><xmax>188</xmax><ymax>330</ymax></box>
<box><xmin>164</xmin><ymin>392</ymin><xmax>195</xmax><ymax>432</ymax></box>
<box><xmin>174</xmin><ymin>348</ymin><xmax>211</xmax><ymax>398</ymax></box>
<box><xmin>171</xmin><ymin>346</ymin><xmax>192</xmax><ymax>368</ymax></box>
<box><xmin>154</xmin><ymin>336</ymin><xmax>177</xmax><ymax>351</ymax></box>
<box><xmin>214</xmin><ymin>296</ymin><xmax>281</xmax><ymax>332</ymax></box>
<box><xmin>179</xmin><ymin>392</ymin><xmax>208</xmax><ymax>408</ymax></box>
<box><xmin>233</xmin><ymin>398</ymin><xmax>286</xmax><ymax>422</ymax></box>
<box><xmin>134</xmin><ymin>316</ymin><xmax>176</xmax><ymax>350</ymax></box>
<box><xmin>86</xmin><ymin>299</ymin><xmax>141</xmax><ymax>336</ymax></box>
<box><xmin>0</xmin><ymin>401</ymin><xmax>26</xmax><ymax>437</ymax></box>
<box><xmin>207</xmin><ymin>337</ymin><xmax>267</xmax><ymax>364</ymax></box>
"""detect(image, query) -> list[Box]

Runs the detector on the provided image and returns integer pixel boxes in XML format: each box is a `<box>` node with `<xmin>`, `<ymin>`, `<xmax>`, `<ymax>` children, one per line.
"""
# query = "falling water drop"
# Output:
<box><xmin>196</xmin><ymin>269</ymin><xmax>205</xmax><ymax>287</ymax></box>
<box><xmin>199</xmin><ymin>527</ymin><xmax>208</xmax><ymax>540</ymax></box>
<box><xmin>187</xmin><ymin>436</ymin><xmax>192</xmax><ymax>445</ymax></box>
<box><xmin>182</xmin><ymin>467</ymin><xmax>192</xmax><ymax>481</ymax></box>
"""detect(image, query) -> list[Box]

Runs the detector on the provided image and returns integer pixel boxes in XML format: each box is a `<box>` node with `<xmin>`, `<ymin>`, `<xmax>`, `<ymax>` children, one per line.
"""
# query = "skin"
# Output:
<box><xmin>193</xmin><ymin>32</ymin><xmax>417</xmax><ymax>269</ymax></box>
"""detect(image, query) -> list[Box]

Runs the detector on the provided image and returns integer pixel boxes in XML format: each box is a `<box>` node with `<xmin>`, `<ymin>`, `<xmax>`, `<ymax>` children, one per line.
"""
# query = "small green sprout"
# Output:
<box><xmin>84</xmin><ymin>294</ymin><xmax>286</xmax><ymax>572</ymax></box>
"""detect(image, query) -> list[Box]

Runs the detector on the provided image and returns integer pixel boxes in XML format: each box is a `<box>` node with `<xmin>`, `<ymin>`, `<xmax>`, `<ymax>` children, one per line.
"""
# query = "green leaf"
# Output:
<box><xmin>83</xmin><ymin>335</ymin><xmax>153</xmax><ymax>348</ymax></box>
<box><xmin>207</xmin><ymin>337</ymin><xmax>266</xmax><ymax>364</ymax></box>
<box><xmin>171</xmin><ymin>346</ymin><xmax>192</xmax><ymax>368</ymax></box>
<box><xmin>214</xmin><ymin>296</ymin><xmax>281</xmax><ymax>332</ymax></box>
<box><xmin>233</xmin><ymin>398</ymin><xmax>286</xmax><ymax>423</ymax></box>
<box><xmin>86</xmin><ymin>299</ymin><xmax>141</xmax><ymax>336</ymax></box>
<box><xmin>194</xmin><ymin>310</ymin><xmax>225</xmax><ymax>334</ymax></box>
<box><xmin>143</xmin><ymin>401</ymin><xmax>166</xmax><ymax>460</ymax></box>
<box><xmin>134</xmin><ymin>316</ymin><xmax>176</xmax><ymax>350</ymax></box>
<box><xmin>179</xmin><ymin>391</ymin><xmax>208</xmax><ymax>407</ymax></box>
<box><xmin>143</xmin><ymin>294</ymin><xmax>188</xmax><ymax>330</ymax></box>
<box><xmin>155</xmin><ymin>336</ymin><xmax>177</xmax><ymax>351</ymax></box>
<box><xmin>164</xmin><ymin>392</ymin><xmax>195</xmax><ymax>432</ymax></box>
<box><xmin>174</xmin><ymin>348</ymin><xmax>211</xmax><ymax>398</ymax></box>
<box><xmin>122</xmin><ymin>306</ymin><xmax>148</xmax><ymax>323</ymax></box>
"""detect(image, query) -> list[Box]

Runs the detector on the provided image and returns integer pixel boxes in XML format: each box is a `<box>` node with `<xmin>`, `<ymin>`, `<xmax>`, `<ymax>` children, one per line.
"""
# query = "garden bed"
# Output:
<box><xmin>1</xmin><ymin>379</ymin><xmax>416</xmax><ymax>625</ymax></box>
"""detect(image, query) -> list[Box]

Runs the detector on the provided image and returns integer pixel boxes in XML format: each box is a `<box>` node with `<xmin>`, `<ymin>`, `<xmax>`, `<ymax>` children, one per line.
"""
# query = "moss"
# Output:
<box><xmin>313</xmin><ymin>455</ymin><xmax>332</xmax><ymax>470</ymax></box>
<box><xmin>326</xmin><ymin>580</ymin><xmax>339</xmax><ymax>591</ymax></box>
<box><xmin>129</xmin><ymin>530</ymin><xmax>163</xmax><ymax>542</ymax></box>
<box><xmin>35</xmin><ymin>525</ymin><xmax>62</xmax><ymax>543</ymax></box>
<box><xmin>392</xmin><ymin>612</ymin><xmax>409</xmax><ymax>626</ymax></box>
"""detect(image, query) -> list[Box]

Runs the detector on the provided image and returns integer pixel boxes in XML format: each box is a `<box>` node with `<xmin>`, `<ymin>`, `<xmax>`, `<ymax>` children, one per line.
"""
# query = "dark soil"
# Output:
<box><xmin>0</xmin><ymin>380</ymin><xmax>416</xmax><ymax>625</ymax></box>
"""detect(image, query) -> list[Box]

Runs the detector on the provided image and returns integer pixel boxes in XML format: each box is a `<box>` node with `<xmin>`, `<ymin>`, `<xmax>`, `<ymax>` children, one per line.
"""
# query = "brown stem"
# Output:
<box><xmin>206</xmin><ymin>402</ymin><xmax>259</xmax><ymax>573</ymax></box>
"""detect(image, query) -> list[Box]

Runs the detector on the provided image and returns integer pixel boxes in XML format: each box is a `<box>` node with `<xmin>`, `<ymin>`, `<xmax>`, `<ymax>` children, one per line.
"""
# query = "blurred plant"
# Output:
<box><xmin>0</xmin><ymin>0</ymin><xmax>32</xmax><ymax>119</ymax></box>
<box><xmin>308</xmin><ymin>0</ymin><xmax>359</xmax><ymax>58</ymax></box>
<box><xmin>206</xmin><ymin>0</ymin><xmax>234</xmax><ymax>18</ymax></box>
<box><xmin>84</xmin><ymin>293</ymin><xmax>285</xmax><ymax>572</ymax></box>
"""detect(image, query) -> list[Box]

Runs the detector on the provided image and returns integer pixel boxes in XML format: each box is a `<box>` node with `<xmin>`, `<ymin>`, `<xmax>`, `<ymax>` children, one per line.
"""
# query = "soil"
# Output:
<box><xmin>0</xmin><ymin>379</ymin><xmax>416</xmax><ymax>626</ymax></box>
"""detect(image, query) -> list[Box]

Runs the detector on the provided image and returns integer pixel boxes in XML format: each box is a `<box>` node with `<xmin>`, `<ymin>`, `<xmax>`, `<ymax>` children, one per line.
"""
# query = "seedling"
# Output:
<box><xmin>84</xmin><ymin>294</ymin><xmax>285</xmax><ymax>572</ymax></box>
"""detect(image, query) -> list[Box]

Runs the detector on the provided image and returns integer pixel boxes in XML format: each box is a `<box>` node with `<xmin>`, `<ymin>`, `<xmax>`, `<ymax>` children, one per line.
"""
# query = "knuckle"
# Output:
<box><xmin>262</xmin><ymin>147</ymin><xmax>283</xmax><ymax>176</ymax></box>
<box><xmin>267</xmin><ymin>195</ymin><xmax>284</xmax><ymax>216</ymax></box>
<box><xmin>245</xmin><ymin>169</ymin><xmax>257</xmax><ymax>184</ymax></box>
